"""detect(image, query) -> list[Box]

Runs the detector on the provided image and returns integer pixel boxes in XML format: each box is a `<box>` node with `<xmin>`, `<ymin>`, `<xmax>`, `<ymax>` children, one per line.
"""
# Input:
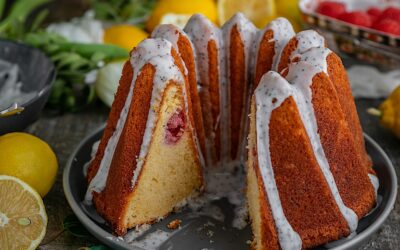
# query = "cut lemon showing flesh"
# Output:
<box><xmin>218</xmin><ymin>0</ymin><xmax>276</xmax><ymax>28</ymax></box>
<box><xmin>159</xmin><ymin>13</ymin><xmax>192</xmax><ymax>29</ymax></box>
<box><xmin>0</xmin><ymin>175</ymin><xmax>47</xmax><ymax>250</ymax></box>
<box><xmin>146</xmin><ymin>0</ymin><xmax>217</xmax><ymax>31</ymax></box>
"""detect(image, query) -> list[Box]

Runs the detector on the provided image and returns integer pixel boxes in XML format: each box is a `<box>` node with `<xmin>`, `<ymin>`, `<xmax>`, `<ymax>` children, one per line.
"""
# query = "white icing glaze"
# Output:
<box><xmin>369</xmin><ymin>174</ymin><xmax>379</xmax><ymax>198</ymax></box>
<box><xmin>275</xmin><ymin>30</ymin><xmax>325</xmax><ymax>71</ymax></box>
<box><xmin>85</xmin><ymin>38</ymin><xmax>190</xmax><ymax>202</ymax></box>
<box><xmin>292</xmin><ymin>30</ymin><xmax>325</xmax><ymax>55</ymax></box>
<box><xmin>222</xmin><ymin>13</ymin><xmax>257</xmax><ymax>162</ymax></box>
<box><xmin>255</xmin><ymin>71</ymin><xmax>302</xmax><ymax>250</ymax></box>
<box><xmin>253</xmin><ymin>17</ymin><xmax>295</xmax><ymax>73</ymax></box>
<box><xmin>185</xmin><ymin>14</ymin><xmax>227</xmax><ymax>165</ymax></box>
<box><xmin>293</xmin><ymin>47</ymin><xmax>380</xmax><ymax>194</ymax></box>
<box><xmin>291</xmin><ymin>46</ymin><xmax>331</xmax><ymax>73</ymax></box>
<box><xmin>285</xmin><ymin>61</ymin><xmax>358</xmax><ymax>233</ymax></box>
<box><xmin>151</xmin><ymin>24</ymin><xmax>191</xmax><ymax>75</ymax></box>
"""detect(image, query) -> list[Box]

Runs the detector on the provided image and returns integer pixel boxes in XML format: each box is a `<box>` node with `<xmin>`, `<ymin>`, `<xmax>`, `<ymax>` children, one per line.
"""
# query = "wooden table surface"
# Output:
<box><xmin>28</xmin><ymin>99</ymin><xmax>399</xmax><ymax>250</ymax></box>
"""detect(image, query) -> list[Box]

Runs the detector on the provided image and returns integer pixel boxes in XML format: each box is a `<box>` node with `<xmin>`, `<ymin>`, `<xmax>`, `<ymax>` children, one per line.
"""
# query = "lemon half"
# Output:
<box><xmin>146</xmin><ymin>0</ymin><xmax>217</xmax><ymax>31</ymax></box>
<box><xmin>0</xmin><ymin>175</ymin><xmax>47</xmax><ymax>250</ymax></box>
<box><xmin>218</xmin><ymin>0</ymin><xmax>276</xmax><ymax>28</ymax></box>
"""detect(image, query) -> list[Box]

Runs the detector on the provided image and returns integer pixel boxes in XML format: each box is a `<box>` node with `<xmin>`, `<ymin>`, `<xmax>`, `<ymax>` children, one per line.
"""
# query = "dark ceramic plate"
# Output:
<box><xmin>0</xmin><ymin>39</ymin><xmax>55</xmax><ymax>135</ymax></box>
<box><xmin>63</xmin><ymin>125</ymin><xmax>397</xmax><ymax>250</ymax></box>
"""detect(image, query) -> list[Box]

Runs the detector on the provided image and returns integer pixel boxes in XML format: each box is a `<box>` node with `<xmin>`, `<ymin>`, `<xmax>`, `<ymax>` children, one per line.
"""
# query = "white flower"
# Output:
<box><xmin>95</xmin><ymin>61</ymin><xmax>125</xmax><ymax>107</ymax></box>
<box><xmin>46</xmin><ymin>11</ymin><xmax>104</xmax><ymax>43</ymax></box>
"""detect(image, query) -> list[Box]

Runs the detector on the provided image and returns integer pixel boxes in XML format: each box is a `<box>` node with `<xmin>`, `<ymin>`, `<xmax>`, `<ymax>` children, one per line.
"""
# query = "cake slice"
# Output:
<box><xmin>85</xmin><ymin>38</ymin><xmax>204</xmax><ymax>235</ymax></box>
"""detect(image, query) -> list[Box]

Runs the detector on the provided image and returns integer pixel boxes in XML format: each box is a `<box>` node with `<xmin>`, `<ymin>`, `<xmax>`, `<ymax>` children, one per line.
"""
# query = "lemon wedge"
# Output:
<box><xmin>159</xmin><ymin>13</ymin><xmax>192</xmax><ymax>29</ymax></box>
<box><xmin>218</xmin><ymin>0</ymin><xmax>276</xmax><ymax>28</ymax></box>
<box><xmin>0</xmin><ymin>175</ymin><xmax>47</xmax><ymax>250</ymax></box>
<box><xmin>146</xmin><ymin>0</ymin><xmax>217</xmax><ymax>31</ymax></box>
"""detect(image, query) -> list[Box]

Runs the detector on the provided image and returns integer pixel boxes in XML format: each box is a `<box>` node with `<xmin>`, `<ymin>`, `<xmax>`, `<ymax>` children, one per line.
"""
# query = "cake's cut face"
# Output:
<box><xmin>85</xmin><ymin>13</ymin><xmax>378</xmax><ymax>248</ymax></box>
<box><xmin>152</xmin><ymin>25</ymin><xmax>207</xmax><ymax>159</ymax></box>
<box><xmin>123</xmin><ymin>82</ymin><xmax>202</xmax><ymax>230</ymax></box>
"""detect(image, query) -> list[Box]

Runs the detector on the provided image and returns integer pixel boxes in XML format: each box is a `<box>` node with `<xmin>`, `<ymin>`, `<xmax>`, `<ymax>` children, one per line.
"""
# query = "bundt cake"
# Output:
<box><xmin>84</xmin><ymin>12</ymin><xmax>378</xmax><ymax>248</ymax></box>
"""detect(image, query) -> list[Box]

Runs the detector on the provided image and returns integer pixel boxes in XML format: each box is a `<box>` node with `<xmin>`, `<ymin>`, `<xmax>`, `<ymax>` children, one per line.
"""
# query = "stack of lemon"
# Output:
<box><xmin>0</xmin><ymin>133</ymin><xmax>58</xmax><ymax>249</ymax></box>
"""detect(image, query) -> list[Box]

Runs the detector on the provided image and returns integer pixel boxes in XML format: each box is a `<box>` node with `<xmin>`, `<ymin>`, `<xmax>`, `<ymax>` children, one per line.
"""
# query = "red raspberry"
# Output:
<box><xmin>338</xmin><ymin>11</ymin><xmax>372</xmax><ymax>27</ymax></box>
<box><xmin>165</xmin><ymin>109</ymin><xmax>186</xmax><ymax>144</ymax></box>
<box><xmin>380</xmin><ymin>7</ymin><xmax>400</xmax><ymax>22</ymax></box>
<box><xmin>316</xmin><ymin>1</ymin><xmax>347</xmax><ymax>19</ymax></box>
<box><xmin>372</xmin><ymin>19</ymin><xmax>400</xmax><ymax>36</ymax></box>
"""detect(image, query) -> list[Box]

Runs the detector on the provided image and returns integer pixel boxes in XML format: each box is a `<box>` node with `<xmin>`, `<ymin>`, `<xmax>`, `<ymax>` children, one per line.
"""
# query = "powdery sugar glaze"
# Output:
<box><xmin>184</xmin><ymin>14</ymin><xmax>226</xmax><ymax>164</ymax></box>
<box><xmin>222</xmin><ymin>13</ymin><xmax>257</xmax><ymax>163</ymax></box>
<box><xmin>85</xmin><ymin>38</ymin><xmax>192</xmax><ymax>203</ymax></box>
<box><xmin>292</xmin><ymin>30</ymin><xmax>325</xmax><ymax>56</ymax></box>
<box><xmin>253</xmin><ymin>17</ymin><xmax>295</xmax><ymax>72</ymax></box>
<box><xmin>255</xmin><ymin>72</ymin><xmax>302</xmax><ymax>250</ymax></box>
<box><xmin>285</xmin><ymin>61</ymin><xmax>358</xmax><ymax>233</ymax></box>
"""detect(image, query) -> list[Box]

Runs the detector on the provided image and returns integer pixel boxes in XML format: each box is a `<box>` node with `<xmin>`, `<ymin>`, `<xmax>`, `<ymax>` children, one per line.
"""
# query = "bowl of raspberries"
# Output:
<box><xmin>300</xmin><ymin>0</ymin><xmax>400</xmax><ymax>69</ymax></box>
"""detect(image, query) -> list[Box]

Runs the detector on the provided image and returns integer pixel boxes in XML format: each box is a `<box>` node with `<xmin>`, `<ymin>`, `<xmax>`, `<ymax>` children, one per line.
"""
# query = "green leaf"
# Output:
<box><xmin>30</xmin><ymin>9</ymin><xmax>49</xmax><ymax>32</ymax></box>
<box><xmin>0</xmin><ymin>0</ymin><xmax>51</xmax><ymax>34</ymax></box>
<box><xmin>0</xmin><ymin>0</ymin><xmax>5</xmax><ymax>20</ymax></box>
<box><xmin>56</xmin><ymin>42</ymin><xmax>129</xmax><ymax>61</ymax></box>
<box><xmin>63</xmin><ymin>214</ymin><xmax>92</xmax><ymax>238</ymax></box>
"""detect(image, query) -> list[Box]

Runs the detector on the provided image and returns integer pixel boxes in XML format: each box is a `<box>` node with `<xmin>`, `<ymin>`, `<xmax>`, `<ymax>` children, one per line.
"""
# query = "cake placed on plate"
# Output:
<box><xmin>84</xmin><ymin>13</ymin><xmax>378</xmax><ymax>249</ymax></box>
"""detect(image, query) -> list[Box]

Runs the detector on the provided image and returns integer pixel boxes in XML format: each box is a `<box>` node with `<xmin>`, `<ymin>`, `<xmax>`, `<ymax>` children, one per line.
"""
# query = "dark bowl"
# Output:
<box><xmin>0</xmin><ymin>39</ymin><xmax>55</xmax><ymax>135</ymax></box>
<box><xmin>63</xmin><ymin>125</ymin><xmax>397</xmax><ymax>250</ymax></box>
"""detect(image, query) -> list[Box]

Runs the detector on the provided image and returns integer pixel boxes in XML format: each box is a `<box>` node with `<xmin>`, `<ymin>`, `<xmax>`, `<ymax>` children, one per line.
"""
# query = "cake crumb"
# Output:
<box><xmin>167</xmin><ymin>219</ymin><xmax>182</xmax><ymax>230</ymax></box>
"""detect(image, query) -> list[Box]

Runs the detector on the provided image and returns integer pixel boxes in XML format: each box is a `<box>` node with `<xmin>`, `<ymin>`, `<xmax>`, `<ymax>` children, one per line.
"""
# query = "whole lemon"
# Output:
<box><xmin>104</xmin><ymin>25</ymin><xmax>149</xmax><ymax>51</ymax></box>
<box><xmin>146</xmin><ymin>0</ymin><xmax>218</xmax><ymax>32</ymax></box>
<box><xmin>0</xmin><ymin>133</ymin><xmax>58</xmax><ymax>197</ymax></box>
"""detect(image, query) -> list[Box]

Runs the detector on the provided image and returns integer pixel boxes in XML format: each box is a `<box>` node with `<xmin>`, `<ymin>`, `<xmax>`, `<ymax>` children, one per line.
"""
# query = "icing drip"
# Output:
<box><xmin>184</xmin><ymin>14</ymin><xmax>223</xmax><ymax>92</ymax></box>
<box><xmin>255</xmin><ymin>71</ymin><xmax>302</xmax><ymax>250</ymax></box>
<box><xmin>222</xmin><ymin>13</ymin><xmax>257</xmax><ymax>162</ymax></box>
<box><xmin>368</xmin><ymin>174</ymin><xmax>379</xmax><ymax>198</ymax></box>
<box><xmin>293</xmin><ymin>47</ymin><xmax>380</xmax><ymax>193</ymax></box>
<box><xmin>291</xmin><ymin>46</ymin><xmax>330</xmax><ymax>73</ymax></box>
<box><xmin>185</xmin><ymin>14</ymin><xmax>227</xmax><ymax>164</ymax></box>
<box><xmin>254</xmin><ymin>18</ymin><xmax>295</xmax><ymax>72</ymax></box>
<box><xmin>285</xmin><ymin>61</ymin><xmax>358</xmax><ymax>232</ymax></box>
<box><xmin>151</xmin><ymin>24</ymin><xmax>191</xmax><ymax>75</ymax></box>
<box><xmin>85</xmin><ymin>38</ymin><xmax>188</xmax><ymax>202</ymax></box>
<box><xmin>291</xmin><ymin>30</ymin><xmax>325</xmax><ymax>56</ymax></box>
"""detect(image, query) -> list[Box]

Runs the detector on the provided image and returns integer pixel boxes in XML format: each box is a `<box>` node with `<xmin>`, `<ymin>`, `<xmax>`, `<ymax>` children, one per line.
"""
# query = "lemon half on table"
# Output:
<box><xmin>218</xmin><ymin>0</ymin><xmax>276</xmax><ymax>28</ymax></box>
<box><xmin>0</xmin><ymin>175</ymin><xmax>47</xmax><ymax>250</ymax></box>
